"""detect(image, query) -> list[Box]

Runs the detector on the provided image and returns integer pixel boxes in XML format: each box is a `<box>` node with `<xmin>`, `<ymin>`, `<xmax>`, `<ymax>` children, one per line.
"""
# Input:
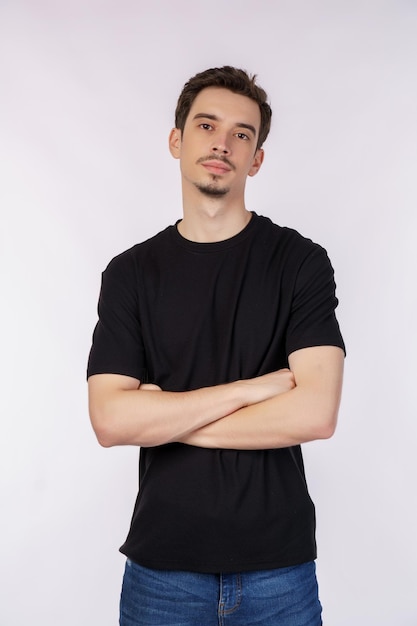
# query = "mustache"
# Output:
<box><xmin>196</xmin><ymin>155</ymin><xmax>235</xmax><ymax>171</ymax></box>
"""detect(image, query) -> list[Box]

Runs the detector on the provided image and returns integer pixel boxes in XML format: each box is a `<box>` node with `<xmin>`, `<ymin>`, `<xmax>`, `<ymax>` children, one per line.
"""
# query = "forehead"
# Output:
<box><xmin>186</xmin><ymin>87</ymin><xmax>261</xmax><ymax>133</ymax></box>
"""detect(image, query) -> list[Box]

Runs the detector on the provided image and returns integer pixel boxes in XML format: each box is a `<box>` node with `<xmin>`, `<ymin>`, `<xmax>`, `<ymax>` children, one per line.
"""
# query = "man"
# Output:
<box><xmin>87</xmin><ymin>66</ymin><xmax>345</xmax><ymax>626</ymax></box>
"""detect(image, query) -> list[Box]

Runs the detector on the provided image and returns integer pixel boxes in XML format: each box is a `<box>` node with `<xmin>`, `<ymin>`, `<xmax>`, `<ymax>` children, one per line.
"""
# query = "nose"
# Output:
<box><xmin>211</xmin><ymin>132</ymin><xmax>231</xmax><ymax>155</ymax></box>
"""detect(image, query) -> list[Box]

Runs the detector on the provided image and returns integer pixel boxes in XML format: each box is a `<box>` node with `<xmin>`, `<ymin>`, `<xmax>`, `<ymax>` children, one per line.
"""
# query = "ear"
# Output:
<box><xmin>169</xmin><ymin>128</ymin><xmax>182</xmax><ymax>159</ymax></box>
<box><xmin>248</xmin><ymin>148</ymin><xmax>264</xmax><ymax>177</ymax></box>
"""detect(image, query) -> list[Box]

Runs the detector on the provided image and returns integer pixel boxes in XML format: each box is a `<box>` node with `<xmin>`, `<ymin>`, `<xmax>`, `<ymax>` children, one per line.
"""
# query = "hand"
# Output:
<box><xmin>139</xmin><ymin>383</ymin><xmax>162</xmax><ymax>391</ymax></box>
<box><xmin>236</xmin><ymin>369</ymin><xmax>295</xmax><ymax>407</ymax></box>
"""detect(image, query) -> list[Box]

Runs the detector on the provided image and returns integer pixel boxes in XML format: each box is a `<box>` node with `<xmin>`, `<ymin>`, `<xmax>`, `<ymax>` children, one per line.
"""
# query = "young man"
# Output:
<box><xmin>87</xmin><ymin>66</ymin><xmax>345</xmax><ymax>626</ymax></box>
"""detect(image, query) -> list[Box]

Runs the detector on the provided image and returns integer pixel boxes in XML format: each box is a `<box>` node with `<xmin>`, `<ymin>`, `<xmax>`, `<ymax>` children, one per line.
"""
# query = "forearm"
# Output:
<box><xmin>89</xmin><ymin>378</ymin><xmax>244</xmax><ymax>448</ymax></box>
<box><xmin>88</xmin><ymin>368</ymin><xmax>294</xmax><ymax>448</ymax></box>
<box><xmin>180</xmin><ymin>346</ymin><xmax>344</xmax><ymax>450</ymax></box>
<box><xmin>180</xmin><ymin>386</ymin><xmax>338</xmax><ymax>449</ymax></box>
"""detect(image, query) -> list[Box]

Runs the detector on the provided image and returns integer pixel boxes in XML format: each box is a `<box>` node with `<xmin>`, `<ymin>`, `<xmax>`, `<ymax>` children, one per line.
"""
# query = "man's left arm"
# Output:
<box><xmin>180</xmin><ymin>345</ymin><xmax>344</xmax><ymax>450</ymax></box>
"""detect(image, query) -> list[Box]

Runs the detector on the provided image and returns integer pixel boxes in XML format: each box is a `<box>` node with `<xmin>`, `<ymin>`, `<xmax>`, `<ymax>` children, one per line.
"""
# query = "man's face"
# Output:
<box><xmin>169</xmin><ymin>87</ymin><xmax>264</xmax><ymax>199</ymax></box>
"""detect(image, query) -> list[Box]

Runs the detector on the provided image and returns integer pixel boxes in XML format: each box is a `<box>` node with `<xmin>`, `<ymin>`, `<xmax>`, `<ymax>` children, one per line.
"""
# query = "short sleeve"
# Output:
<box><xmin>285</xmin><ymin>245</ymin><xmax>345</xmax><ymax>356</ymax></box>
<box><xmin>87</xmin><ymin>252</ymin><xmax>147</xmax><ymax>380</ymax></box>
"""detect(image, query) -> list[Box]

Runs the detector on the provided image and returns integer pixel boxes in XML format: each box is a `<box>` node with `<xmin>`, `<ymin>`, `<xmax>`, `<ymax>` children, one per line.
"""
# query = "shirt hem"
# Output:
<box><xmin>119</xmin><ymin>549</ymin><xmax>318</xmax><ymax>574</ymax></box>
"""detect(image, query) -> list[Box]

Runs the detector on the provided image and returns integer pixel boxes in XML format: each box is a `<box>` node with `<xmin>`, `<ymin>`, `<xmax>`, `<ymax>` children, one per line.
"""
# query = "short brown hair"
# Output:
<box><xmin>175</xmin><ymin>66</ymin><xmax>272</xmax><ymax>150</ymax></box>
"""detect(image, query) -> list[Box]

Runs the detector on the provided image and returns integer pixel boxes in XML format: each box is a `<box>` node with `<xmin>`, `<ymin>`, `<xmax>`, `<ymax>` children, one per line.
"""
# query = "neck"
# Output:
<box><xmin>178</xmin><ymin>202</ymin><xmax>251</xmax><ymax>243</ymax></box>
<box><xmin>178</xmin><ymin>184</ymin><xmax>251</xmax><ymax>243</ymax></box>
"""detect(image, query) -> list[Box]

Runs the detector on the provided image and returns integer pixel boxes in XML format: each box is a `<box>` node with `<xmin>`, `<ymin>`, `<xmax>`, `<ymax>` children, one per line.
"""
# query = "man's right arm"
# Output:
<box><xmin>88</xmin><ymin>369</ymin><xmax>295</xmax><ymax>448</ymax></box>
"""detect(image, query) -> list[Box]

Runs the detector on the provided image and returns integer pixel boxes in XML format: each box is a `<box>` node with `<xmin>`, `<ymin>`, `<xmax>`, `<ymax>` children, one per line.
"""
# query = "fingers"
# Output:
<box><xmin>263</xmin><ymin>369</ymin><xmax>296</xmax><ymax>393</ymax></box>
<box><xmin>139</xmin><ymin>383</ymin><xmax>162</xmax><ymax>391</ymax></box>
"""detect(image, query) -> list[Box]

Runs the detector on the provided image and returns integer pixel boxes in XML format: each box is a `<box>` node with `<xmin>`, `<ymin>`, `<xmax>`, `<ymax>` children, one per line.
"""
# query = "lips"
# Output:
<box><xmin>201</xmin><ymin>160</ymin><xmax>232</xmax><ymax>175</ymax></box>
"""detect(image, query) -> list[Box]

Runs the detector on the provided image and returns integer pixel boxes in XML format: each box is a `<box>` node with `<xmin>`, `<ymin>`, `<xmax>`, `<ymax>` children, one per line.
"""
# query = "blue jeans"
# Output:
<box><xmin>120</xmin><ymin>559</ymin><xmax>322</xmax><ymax>625</ymax></box>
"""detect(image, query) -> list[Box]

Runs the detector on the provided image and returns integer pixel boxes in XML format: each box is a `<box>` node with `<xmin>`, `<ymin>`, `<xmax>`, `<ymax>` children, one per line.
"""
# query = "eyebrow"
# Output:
<box><xmin>192</xmin><ymin>113</ymin><xmax>257</xmax><ymax>137</ymax></box>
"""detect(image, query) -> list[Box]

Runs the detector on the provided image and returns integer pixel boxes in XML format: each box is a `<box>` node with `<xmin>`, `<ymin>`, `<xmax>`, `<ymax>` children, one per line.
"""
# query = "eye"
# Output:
<box><xmin>236</xmin><ymin>132</ymin><xmax>250</xmax><ymax>141</ymax></box>
<box><xmin>199</xmin><ymin>123</ymin><xmax>213</xmax><ymax>131</ymax></box>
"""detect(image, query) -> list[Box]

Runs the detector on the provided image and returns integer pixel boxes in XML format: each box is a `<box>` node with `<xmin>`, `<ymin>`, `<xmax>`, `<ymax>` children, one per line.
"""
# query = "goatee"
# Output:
<box><xmin>194</xmin><ymin>181</ymin><xmax>230</xmax><ymax>197</ymax></box>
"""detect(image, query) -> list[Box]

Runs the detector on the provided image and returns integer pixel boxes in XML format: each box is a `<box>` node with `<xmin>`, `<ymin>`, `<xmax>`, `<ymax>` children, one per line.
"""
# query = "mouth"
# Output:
<box><xmin>201</xmin><ymin>160</ymin><xmax>232</xmax><ymax>175</ymax></box>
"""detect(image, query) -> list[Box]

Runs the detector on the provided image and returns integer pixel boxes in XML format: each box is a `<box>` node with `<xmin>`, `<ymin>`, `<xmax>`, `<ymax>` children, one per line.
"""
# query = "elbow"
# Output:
<box><xmin>89</xmin><ymin>404</ymin><xmax>123</xmax><ymax>448</ymax></box>
<box><xmin>316</xmin><ymin>420</ymin><xmax>337</xmax><ymax>440</ymax></box>
<box><xmin>89</xmin><ymin>406</ymin><xmax>167</xmax><ymax>448</ymax></box>
<box><xmin>90</xmin><ymin>412</ymin><xmax>119</xmax><ymax>448</ymax></box>
<box><xmin>95</xmin><ymin>429</ymin><xmax>117</xmax><ymax>448</ymax></box>
<box><xmin>313</xmin><ymin>410</ymin><xmax>338</xmax><ymax>441</ymax></box>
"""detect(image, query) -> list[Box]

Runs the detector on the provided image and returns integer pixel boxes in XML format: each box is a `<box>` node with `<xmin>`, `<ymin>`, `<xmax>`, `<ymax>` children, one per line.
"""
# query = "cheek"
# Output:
<box><xmin>179</xmin><ymin>141</ymin><xmax>199</xmax><ymax>163</ymax></box>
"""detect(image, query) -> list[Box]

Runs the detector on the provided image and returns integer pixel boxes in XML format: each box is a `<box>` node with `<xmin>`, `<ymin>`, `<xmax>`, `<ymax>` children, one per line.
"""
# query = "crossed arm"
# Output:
<box><xmin>88</xmin><ymin>345</ymin><xmax>344</xmax><ymax>450</ymax></box>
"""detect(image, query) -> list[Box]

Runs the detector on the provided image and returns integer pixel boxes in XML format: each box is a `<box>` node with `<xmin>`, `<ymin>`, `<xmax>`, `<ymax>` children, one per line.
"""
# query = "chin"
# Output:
<box><xmin>195</xmin><ymin>182</ymin><xmax>230</xmax><ymax>197</ymax></box>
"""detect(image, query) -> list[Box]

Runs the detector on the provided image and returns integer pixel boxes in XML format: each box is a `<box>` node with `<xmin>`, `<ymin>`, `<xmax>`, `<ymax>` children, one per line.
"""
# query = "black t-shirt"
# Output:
<box><xmin>87</xmin><ymin>213</ymin><xmax>345</xmax><ymax>573</ymax></box>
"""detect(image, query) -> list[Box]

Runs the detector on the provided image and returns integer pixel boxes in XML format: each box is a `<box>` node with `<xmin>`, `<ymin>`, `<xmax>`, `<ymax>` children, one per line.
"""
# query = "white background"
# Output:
<box><xmin>1</xmin><ymin>1</ymin><xmax>416</xmax><ymax>624</ymax></box>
